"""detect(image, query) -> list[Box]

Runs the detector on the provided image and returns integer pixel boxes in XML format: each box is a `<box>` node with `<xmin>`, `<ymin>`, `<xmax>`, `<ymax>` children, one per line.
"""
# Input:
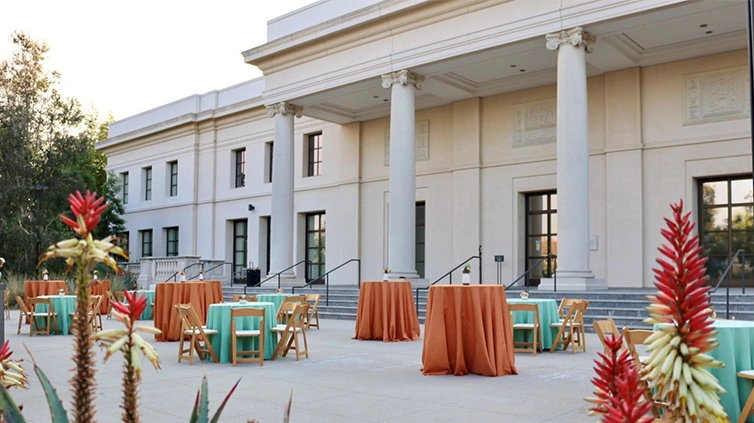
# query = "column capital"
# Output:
<box><xmin>266</xmin><ymin>102</ymin><xmax>303</xmax><ymax>118</ymax></box>
<box><xmin>381</xmin><ymin>70</ymin><xmax>424</xmax><ymax>90</ymax></box>
<box><xmin>545</xmin><ymin>27</ymin><xmax>596</xmax><ymax>53</ymax></box>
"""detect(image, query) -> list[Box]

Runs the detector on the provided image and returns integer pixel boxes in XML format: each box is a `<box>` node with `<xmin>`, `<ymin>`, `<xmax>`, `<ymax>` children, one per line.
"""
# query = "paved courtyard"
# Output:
<box><xmin>7</xmin><ymin>312</ymin><xmax>601</xmax><ymax>422</ymax></box>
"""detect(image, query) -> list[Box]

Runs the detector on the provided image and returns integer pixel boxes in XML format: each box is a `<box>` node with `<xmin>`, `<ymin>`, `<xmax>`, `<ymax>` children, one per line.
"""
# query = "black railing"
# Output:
<box><xmin>506</xmin><ymin>253</ymin><xmax>558</xmax><ymax>291</ymax></box>
<box><xmin>244</xmin><ymin>260</ymin><xmax>311</xmax><ymax>295</ymax></box>
<box><xmin>415</xmin><ymin>252</ymin><xmax>482</xmax><ymax>311</ymax></box>
<box><xmin>710</xmin><ymin>249</ymin><xmax>746</xmax><ymax>319</ymax></box>
<box><xmin>292</xmin><ymin>259</ymin><xmax>360</xmax><ymax>306</ymax></box>
<box><xmin>188</xmin><ymin>262</ymin><xmax>232</xmax><ymax>281</ymax></box>
<box><xmin>164</xmin><ymin>262</ymin><xmax>204</xmax><ymax>282</ymax></box>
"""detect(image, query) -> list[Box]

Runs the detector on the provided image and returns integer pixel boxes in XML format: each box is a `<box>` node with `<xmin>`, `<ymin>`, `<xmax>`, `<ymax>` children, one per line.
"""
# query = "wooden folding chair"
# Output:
<box><xmin>623</xmin><ymin>327</ymin><xmax>667</xmax><ymax>418</ymax></box>
<box><xmin>175</xmin><ymin>303</ymin><xmax>219</xmax><ymax>364</ymax></box>
<box><xmin>737</xmin><ymin>370</ymin><xmax>754</xmax><ymax>423</ymax></box>
<box><xmin>271</xmin><ymin>303</ymin><xmax>309</xmax><ymax>361</ymax></box>
<box><xmin>305</xmin><ymin>293</ymin><xmax>321</xmax><ymax>330</ymax></box>
<box><xmin>550</xmin><ymin>301</ymin><xmax>586</xmax><ymax>353</ymax></box>
<box><xmin>230</xmin><ymin>307</ymin><xmax>265</xmax><ymax>367</ymax></box>
<box><xmin>4</xmin><ymin>291</ymin><xmax>11</xmax><ymax>320</ymax></box>
<box><xmin>593</xmin><ymin>318</ymin><xmax>624</xmax><ymax>356</ymax></box>
<box><xmin>232</xmin><ymin>294</ymin><xmax>242</xmax><ymax>302</ymax></box>
<box><xmin>557</xmin><ymin>298</ymin><xmax>581</xmax><ymax>321</ymax></box>
<box><xmin>16</xmin><ymin>296</ymin><xmax>30</xmax><ymax>335</ymax></box>
<box><xmin>105</xmin><ymin>291</ymin><xmax>117</xmax><ymax>319</ymax></box>
<box><xmin>276</xmin><ymin>301</ymin><xmax>298</xmax><ymax>326</ymax></box>
<box><xmin>509</xmin><ymin>303</ymin><xmax>541</xmax><ymax>355</ymax></box>
<box><xmin>28</xmin><ymin>297</ymin><xmax>60</xmax><ymax>336</ymax></box>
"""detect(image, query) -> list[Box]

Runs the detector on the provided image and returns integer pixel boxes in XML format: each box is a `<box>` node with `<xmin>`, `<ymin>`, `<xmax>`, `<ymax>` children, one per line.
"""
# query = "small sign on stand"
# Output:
<box><xmin>494</xmin><ymin>255</ymin><xmax>504</xmax><ymax>285</ymax></box>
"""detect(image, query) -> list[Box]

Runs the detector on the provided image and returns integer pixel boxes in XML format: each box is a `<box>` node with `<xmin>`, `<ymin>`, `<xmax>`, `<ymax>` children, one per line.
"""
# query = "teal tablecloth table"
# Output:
<box><xmin>206</xmin><ymin>301</ymin><xmax>276</xmax><ymax>363</ymax></box>
<box><xmin>256</xmin><ymin>294</ymin><xmax>293</xmax><ymax>313</ymax></box>
<box><xmin>127</xmin><ymin>290</ymin><xmax>156</xmax><ymax>320</ymax></box>
<box><xmin>35</xmin><ymin>295</ymin><xmax>76</xmax><ymax>335</ymax></box>
<box><xmin>706</xmin><ymin>320</ymin><xmax>754</xmax><ymax>423</ymax></box>
<box><xmin>507</xmin><ymin>298</ymin><xmax>560</xmax><ymax>349</ymax></box>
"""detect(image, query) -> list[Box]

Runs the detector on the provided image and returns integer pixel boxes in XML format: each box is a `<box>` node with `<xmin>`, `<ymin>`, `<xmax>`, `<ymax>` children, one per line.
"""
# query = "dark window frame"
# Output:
<box><xmin>141</xmin><ymin>229</ymin><xmax>153</xmax><ymax>258</ymax></box>
<box><xmin>121</xmin><ymin>172</ymin><xmax>129</xmax><ymax>204</ymax></box>
<box><xmin>305</xmin><ymin>212</ymin><xmax>326</xmax><ymax>281</ymax></box>
<box><xmin>144</xmin><ymin>167</ymin><xmax>152</xmax><ymax>201</ymax></box>
<box><xmin>166</xmin><ymin>227</ymin><xmax>179</xmax><ymax>256</ymax></box>
<box><xmin>307</xmin><ymin>133</ymin><xmax>322</xmax><ymax>177</ymax></box>
<box><xmin>416</xmin><ymin>201</ymin><xmax>426</xmax><ymax>278</ymax></box>
<box><xmin>169</xmin><ymin>161</ymin><xmax>178</xmax><ymax>197</ymax></box>
<box><xmin>232</xmin><ymin>219</ymin><xmax>248</xmax><ymax>278</ymax></box>
<box><xmin>234</xmin><ymin>149</ymin><xmax>246</xmax><ymax>188</ymax></box>
<box><xmin>524</xmin><ymin>191</ymin><xmax>558</xmax><ymax>286</ymax></box>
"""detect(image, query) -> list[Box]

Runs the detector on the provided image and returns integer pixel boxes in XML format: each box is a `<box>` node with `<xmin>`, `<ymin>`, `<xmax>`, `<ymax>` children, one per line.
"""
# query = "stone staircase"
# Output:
<box><xmin>224</xmin><ymin>284</ymin><xmax>754</xmax><ymax>330</ymax></box>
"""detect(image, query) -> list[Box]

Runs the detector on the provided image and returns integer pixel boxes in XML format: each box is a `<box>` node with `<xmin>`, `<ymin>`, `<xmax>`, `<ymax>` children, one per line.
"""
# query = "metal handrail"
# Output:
<box><xmin>415</xmin><ymin>253</ymin><xmax>482</xmax><ymax>311</ymax></box>
<box><xmin>505</xmin><ymin>253</ymin><xmax>558</xmax><ymax>291</ymax></box>
<box><xmin>164</xmin><ymin>262</ymin><xmax>204</xmax><ymax>282</ymax></box>
<box><xmin>243</xmin><ymin>260</ymin><xmax>311</xmax><ymax>295</ymax></box>
<box><xmin>187</xmin><ymin>262</ymin><xmax>232</xmax><ymax>281</ymax></box>
<box><xmin>292</xmin><ymin>259</ymin><xmax>361</xmax><ymax>306</ymax></box>
<box><xmin>709</xmin><ymin>249</ymin><xmax>746</xmax><ymax>319</ymax></box>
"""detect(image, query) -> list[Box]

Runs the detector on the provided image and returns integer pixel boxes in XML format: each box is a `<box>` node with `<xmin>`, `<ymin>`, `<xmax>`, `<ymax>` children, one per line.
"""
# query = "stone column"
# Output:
<box><xmin>544</xmin><ymin>27</ymin><xmax>604</xmax><ymax>290</ymax></box>
<box><xmin>382</xmin><ymin>70</ymin><xmax>423</xmax><ymax>280</ymax></box>
<box><xmin>266</xmin><ymin>102</ymin><xmax>302</xmax><ymax>277</ymax></box>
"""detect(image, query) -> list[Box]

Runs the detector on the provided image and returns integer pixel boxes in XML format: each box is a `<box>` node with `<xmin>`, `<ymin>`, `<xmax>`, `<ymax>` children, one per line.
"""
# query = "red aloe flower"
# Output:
<box><xmin>587</xmin><ymin>334</ymin><xmax>653</xmax><ymax>423</ymax></box>
<box><xmin>59</xmin><ymin>191</ymin><xmax>108</xmax><ymax>236</ymax></box>
<box><xmin>643</xmin><ymin>200</ymin><xmax>726</xmax><ymax>421</ymax></box>
<box><xmin>111</xmin><ymin>291</ymin><xmax>147</xmax><ymax>326</ymax></box>
<box><xmin>0</xmin><ymin>341</ymin><xmax>12</xmax><ymax>362</ymax></box>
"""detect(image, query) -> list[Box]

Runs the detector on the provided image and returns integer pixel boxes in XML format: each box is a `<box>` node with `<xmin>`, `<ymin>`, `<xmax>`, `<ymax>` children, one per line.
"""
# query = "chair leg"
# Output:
<box><xmin>17</xmin><ymin>313</ymin><xmax>23</xmax><ymax>335</ymax></box>
<box><xmin>739</xmin><ymin>385</ymin><xmax>754</xmax><ymax>423</ymax></box>
<box><xmin>302</xmin><ymin>329</ymin><xmax>309</xmax><ymax>359</ymax></box>
<box><xmin>231</xmin><ymin>334</ymin><xmax>237</xmax><ymax>367</ymax></box>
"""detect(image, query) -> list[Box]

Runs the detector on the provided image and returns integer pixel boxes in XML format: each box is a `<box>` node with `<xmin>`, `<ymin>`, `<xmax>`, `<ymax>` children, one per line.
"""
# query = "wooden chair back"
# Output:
<box><xmin>593</xmin><ymin>318</ymin><xmax>623</xmax><ymax>356</ymax></box>
<box><xmin>305</xmin><ymin>293</ymin><xmax>321</xmax><ymax>329</ymax></box>
<box><xmin>557</xmin><ymin>298</ymin><xmax>581</xmax><ymax>319</ymax></box>
<box><xmin>284</xmin><ymin>295</ymin><xmax>306</xmax><ymax>304</ymax></box>
<box><xmin>550</xmin><ymin>301</ymin><xmax>587</xmax><ymax>353</ymax></box>
<box><xmin>28</xmin><ymin>297</ymin><xmax>59</xmax><ymax>336</ymax></box>
<box><xmin>230</xmin><ymin>307</ymin><xmax>265</xmax><ymax>366</ymax></box>
<box><xmin>89</xmin><ymin>295</ymin><xmax>104</xmax><ymax>331</ymax></box>
<box><xmin>175</xmin><ymin>303</ymin><xmax>219</xmax><ymax>364</ymax></box>
<box><xmin>277</xmin><ymin>301</ymin><xmax>298</xmax><ymax>325</ymax></box>
<box><xmin>509</xmin><ymin>302</ymin><xmax>541</xmax><ymax>355</ymax></box>
<box><xmin>622</xmin><ymin>327</ymin><xmax>654</xmax><ymax>364</ymax></box>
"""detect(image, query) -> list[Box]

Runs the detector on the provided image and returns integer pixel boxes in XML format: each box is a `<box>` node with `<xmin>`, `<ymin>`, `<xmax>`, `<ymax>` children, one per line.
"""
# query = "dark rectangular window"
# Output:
<box><xmin>266</xmin><ymin>142</ymin><xmax>274</xmax><ymax>184</ymax></box>
<box><xmin>169</xmin><ymin>161</ymin><xmax>178</xmax><ymax>197</ymax></box>
<box><xmin>234</xmin><ymin>149</ymin><xmax>246</xmax><ymax>188</ymax></box>
<box><xmin>166</xmin><ymin>227</ymin><xmax>179</xmax><ymax>256</ymax></box>
<box><xmin>144</xmin><ymin>167</ymin><xmax>152</xmax><ymax>201</ymax></box>
<box><xmin>416</xmin><ymin>202</ymin><xmax>426</xmax><ymax>278</ymax></box>
<box><xmin>121</xmin><ymin>172</ymin><xmax>129</xmax><ymax>204</ymax></box>
<box><xmin>307</xmin><ymin>133</ymin><xmax>322</xmax><ymax>177</ymax></box>
<box><xmin>699</xmin><ymin>175</ymin><xmax>754</xmax><ymax>286</ymax></box>
<box><xmin>525</xmin><ymin>191</ymin><xmax>558</xmax><ymax>287</ymax></box>
<box><xmin>141</xmin><ymin>230</ymin><xmax>153</xmax><ymax>258</ymax></box>
<box><xmin>232</xmin><ymin>220</ymin><xmax>248</xmax><ymax>278</ymax></box>
<box><xmin>305</xmin><ymin>212</ymin><xmax>326</xmax><ymax>281</ymax></box>
<box><xmin>117</xmin><ymin>231</ymin><xmax>129</xmax><ymax>261</ymax></box>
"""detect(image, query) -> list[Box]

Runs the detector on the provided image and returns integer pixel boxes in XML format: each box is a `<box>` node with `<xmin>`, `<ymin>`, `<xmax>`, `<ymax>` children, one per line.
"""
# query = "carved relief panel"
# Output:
<box><xmin>384</xmin><ymin>120</ymin><xmax>430</xmax><ymax>166</ymax></box>
<box><xmin>512</xmin><ymin>99</ymin><xmax>557</xmax><ymax>148</ymax></box>
<box><xmin>684</xmin><ymin>66</ymin><xmax>750</xmax><ymax>126</ymax></box>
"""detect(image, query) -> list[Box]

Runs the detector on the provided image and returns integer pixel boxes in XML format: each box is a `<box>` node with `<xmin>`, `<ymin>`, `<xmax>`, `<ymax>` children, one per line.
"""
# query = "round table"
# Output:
<box><xmin>206</xmin><ymin>302</ymin><xmax>277</xmax><ymax>362</ymax></box>
<box><xmin>35</xmin><ymin>295</ymin><xmax>76</xmax><ymax>335</ymax></box>
<box><xmin>507</xmin><ymin>298</ymin><xmax>559</xmax><ymax>349</ymax></box>
<box><xmin>708</xmin><ymin>320</ymin><xmax>754</xmax><ymax>423</ymax></box>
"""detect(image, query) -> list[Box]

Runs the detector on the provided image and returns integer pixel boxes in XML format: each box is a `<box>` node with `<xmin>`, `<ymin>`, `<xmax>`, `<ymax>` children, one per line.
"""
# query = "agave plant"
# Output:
<box><xmin>643</xmin><ymin>200</ymin><xmax>727</xmax><ymax>421</ymax></box>
<box><xmin>586</xmin><ymin>334</ymin><xmax>653</xmax><ymax>423</ymax></box>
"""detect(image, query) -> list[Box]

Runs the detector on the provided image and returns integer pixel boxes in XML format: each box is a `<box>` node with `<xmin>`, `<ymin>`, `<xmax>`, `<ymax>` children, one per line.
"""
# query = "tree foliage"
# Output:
<box><xmin>0</xmin><ymin>31</ymin><xmax>124</xmax><ymax>274</ymax></box>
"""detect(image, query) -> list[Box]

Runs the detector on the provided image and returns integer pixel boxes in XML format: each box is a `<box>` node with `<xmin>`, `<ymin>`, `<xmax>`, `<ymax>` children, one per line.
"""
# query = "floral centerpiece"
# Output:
<box><xmin>178</xmin><ymin>271</ymin><xmax>186</xmax><ymax>282</ymax></box>
<box><xmin>383</xmin><ymin>268</ymin><xmax>390</xmax><ymax>281</ymax></box>
<box><xmin>520</xmin><ymin>288</ymin><xmax>529</xmax><ymax>299</ymax></box>
<box><xmin>93</xmin><ymin>269</ymin><xmax>98</xmax><ymax>280</ymax></box>
<box><xmin>198</xmin><ymin>270</ymin><xmax>205</xmax><ymax>281</ymax></box>
<box><xmin>42</xmin><ymin>268</ymin><xmax>49</xmax><ymax>280</ymax></box>
<box><xmin>276</xmin><ymin>288</ymin><xmax>284</xmax><ymax>294</ymax></box>
<box><xmin>239</xmin><ymin>294</ymin><xmax>247</xmax><ymax>304</ymax></box>
<box><xmin>462</xmin><ymin>264</ymin><xmax>471</xmax><ymax>285</ymax></box>
<box><xmin>57</xmin><ymin>288</ymin><xmax>65</xmax><ymax>296</ymax></box>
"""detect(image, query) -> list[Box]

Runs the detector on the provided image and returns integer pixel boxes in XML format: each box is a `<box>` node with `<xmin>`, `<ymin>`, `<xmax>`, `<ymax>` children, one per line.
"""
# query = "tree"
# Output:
<box><xmin>0</xmin><ymin>31</ymin><xmax>122</xmax><ymax>274</ymax></box>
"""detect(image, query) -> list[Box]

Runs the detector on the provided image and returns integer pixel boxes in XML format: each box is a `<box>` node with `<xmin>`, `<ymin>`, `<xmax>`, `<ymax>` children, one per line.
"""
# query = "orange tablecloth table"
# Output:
<box><xmin>154</xmin><ymin>280</ymin><xmax>223</xmax><ymax>341</ymax></box>
<box><xmin>88</xmin><ymin>279</ymin><xmax>111</xmax><ymax>314</ymax></box>
<box><xmin>354</xmin><ymin>281</ymin><xmax>420</xmax><ymax>342</ymax></box>
<box><xmin>25</xmin><ymin>280</ymin><xmax>67</xmax><ymax>308</ymax></box>
<box><xmin>421</xmin><ymin>285</ymin><xmax>517</xmax><ymax>377</ymax></box>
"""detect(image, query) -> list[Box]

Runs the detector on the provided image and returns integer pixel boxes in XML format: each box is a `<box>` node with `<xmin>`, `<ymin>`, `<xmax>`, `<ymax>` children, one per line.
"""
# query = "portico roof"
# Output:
<box><xmin>244</xmin><ymin>0</ymin><xmax>747</xmax><ymax>124</ymax></box>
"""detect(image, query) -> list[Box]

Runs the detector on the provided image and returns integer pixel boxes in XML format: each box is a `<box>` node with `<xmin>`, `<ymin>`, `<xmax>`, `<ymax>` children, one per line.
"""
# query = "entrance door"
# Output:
<box><xmin>305</xmin><ymin>212</ymin><xmax>326</xmax><ymax>283</ymax></box>
<box><xmin>525</xmin><ymin>192</ymin><xmax>557</xmax><ymax>286</ymax></box>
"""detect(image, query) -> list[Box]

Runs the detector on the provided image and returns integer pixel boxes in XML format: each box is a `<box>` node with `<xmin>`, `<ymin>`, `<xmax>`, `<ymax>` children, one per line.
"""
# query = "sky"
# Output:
<box><xmin>1</xmin><ymin>0</ymin><xmax>316</xmax><ymax>121</ymax></box>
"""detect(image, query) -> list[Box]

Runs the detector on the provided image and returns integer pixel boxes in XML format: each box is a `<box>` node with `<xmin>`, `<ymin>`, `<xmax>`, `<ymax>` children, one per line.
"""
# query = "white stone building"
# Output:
<box><xmin>97</xmin><ymin>0</ymin><xmax>754</xmax><ymax>290</ymax></box>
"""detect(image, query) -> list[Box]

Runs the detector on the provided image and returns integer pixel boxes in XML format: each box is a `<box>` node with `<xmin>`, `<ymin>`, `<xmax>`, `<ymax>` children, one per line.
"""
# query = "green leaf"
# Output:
<box><xmin>209</xmin><ymin>378</ymin><xmax>241</xmax><ymax>423</ymax></box>
<box><xmin>34</xmin><ymin>363</ymin><xmax>70</xmax><ymax>423</ymax></box>
<box><xmin>190</xmin><ymin>374</ymin><xmax>210</xmax><ymax>423</ymax></box>
<box><xmin>0</xmin><ymin>384</ymin><xmax>26</xmax><ymax>423</ymax></box>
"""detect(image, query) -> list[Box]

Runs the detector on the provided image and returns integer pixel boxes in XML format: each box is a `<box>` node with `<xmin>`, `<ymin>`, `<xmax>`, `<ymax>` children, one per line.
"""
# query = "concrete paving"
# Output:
<box><xmin>6</xmin><ymin>311</ymin><xmax>602</xmax><ymax>422</ymax></box>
